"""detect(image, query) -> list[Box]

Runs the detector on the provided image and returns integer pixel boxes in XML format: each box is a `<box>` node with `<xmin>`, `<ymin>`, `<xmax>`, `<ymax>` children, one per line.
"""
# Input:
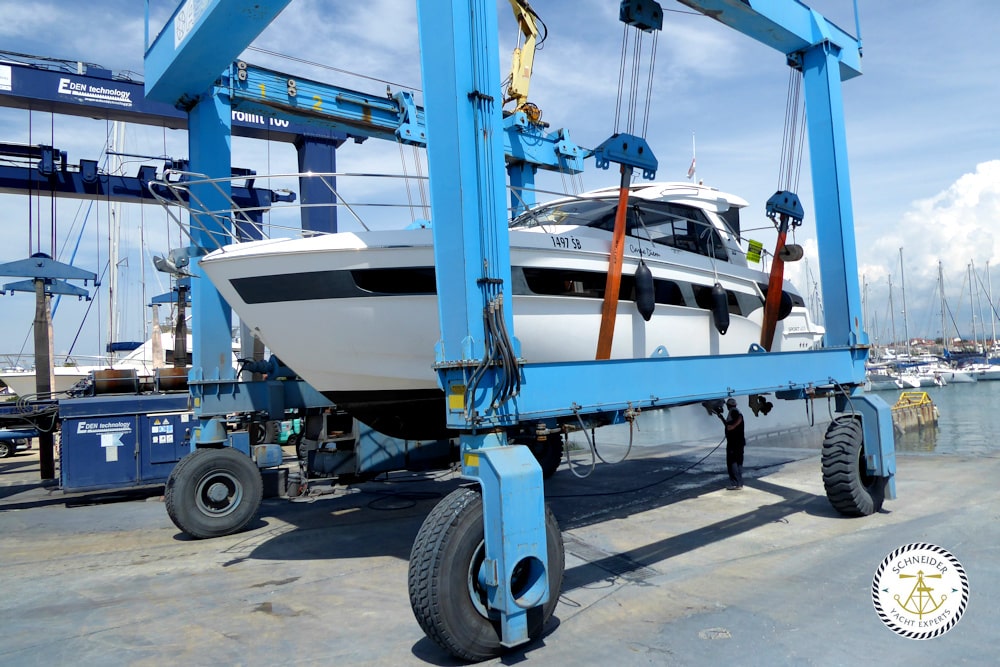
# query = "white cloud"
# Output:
<box><xmin>857</xmin><ymin>161</ymin><xmax>1000</xmax><ymax>340</ymax></box>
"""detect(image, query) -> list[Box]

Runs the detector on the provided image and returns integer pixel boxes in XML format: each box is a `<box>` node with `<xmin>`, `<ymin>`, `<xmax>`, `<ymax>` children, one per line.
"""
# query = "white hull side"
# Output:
<box><xmin>941</xmin><ymin>370</ymin><xmax>977</xmax><ymax>384</ymax></box>
<box><xmin>202</xmin><ymin>233</ymin><xmax>822</xmax><ymax>395</ymax></box>
<box><xmin>0</xmin><ymin>367</ymin><xmax>96</xmax><ymax>397</ymax></box>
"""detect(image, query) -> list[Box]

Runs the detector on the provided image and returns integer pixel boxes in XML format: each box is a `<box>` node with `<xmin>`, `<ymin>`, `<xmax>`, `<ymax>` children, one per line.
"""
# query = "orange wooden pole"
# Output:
<box><xmin>596</xmin><ymin>165</ymin><xmax>633</xmax><ymax>359</ymax></box>
<box><xmin>760</xmin><ymin>215</ymin><xmax>789</xmax><ymax>351</ymax></box>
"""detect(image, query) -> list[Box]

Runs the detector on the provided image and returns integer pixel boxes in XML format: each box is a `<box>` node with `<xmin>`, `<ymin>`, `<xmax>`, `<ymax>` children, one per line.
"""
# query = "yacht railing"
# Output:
<box><xmin>148</xmin><ymin>170</ymin><xmax>441</xmax><ymax>252</ymax></box>
<box><xmin>0</xmin><ymin>353</ymin><xmax>111</xmax><ymax>372</ymax></box>
<box><xmin>147</xmin><ymin>170</ymin><xmax>597</xmax><ymax>253</ymax></box>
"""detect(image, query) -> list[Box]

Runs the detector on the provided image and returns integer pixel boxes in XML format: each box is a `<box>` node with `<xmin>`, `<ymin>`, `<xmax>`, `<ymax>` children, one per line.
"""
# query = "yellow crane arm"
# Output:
<box><xmin>505</xmin><ymin>0</ymin><xmax>542</xmax><ymax>122</ymax></box>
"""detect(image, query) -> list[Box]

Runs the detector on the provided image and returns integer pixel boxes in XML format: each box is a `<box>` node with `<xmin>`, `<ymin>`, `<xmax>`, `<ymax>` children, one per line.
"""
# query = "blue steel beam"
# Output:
<box><xmin>0</xmin><ymin>149</ymin><xmax>294</xmax><ymax>208</ymax></box>
<box><xmin>0</xmin><ymin>60</ymin><xmax>338</xmax><ymax>143</ymax></box>
<box><xmin>3</xmin><ymin>278</ymin><xmax>90</xmax><ymax>299</ymax></box>
<box><xmin>144</xmin><ymin>0</ymin><xmax>293</xmax><ymax>107</ymax></box>
<box><xmin>228</xmin><ymin>63</ymin><xmax>587</xmax><ymax>182</ymax></box>
<box><xmin>461</xmin><ymin>347</ymin><xmax>864</xmax><ymax>428</ymax></box>
<box><xmin>680</xmin><ymin>1</ymin><xmax>866</xmax><ymax>348</ymax></box>
<box><xmin>0</xmin><ymin>253</ymin><xmax>97</xmax><ymax>283</ymax></box>
<box><xmin>677</xmin><ymin>0</ymin><xmax>862</xmax><ymax>79</ymax></box>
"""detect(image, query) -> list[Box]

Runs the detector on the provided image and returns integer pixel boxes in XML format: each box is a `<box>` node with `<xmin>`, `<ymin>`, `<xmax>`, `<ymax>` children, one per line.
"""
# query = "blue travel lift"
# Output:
<box><xmin>0</xmin><ymin>47</ymin><xmax>580</xmax><ymax>490</ymax></box>
<box><xmin>143</xmin><ymin>0</ymin><xmax>895</xmax><ymax>661</ymax></box>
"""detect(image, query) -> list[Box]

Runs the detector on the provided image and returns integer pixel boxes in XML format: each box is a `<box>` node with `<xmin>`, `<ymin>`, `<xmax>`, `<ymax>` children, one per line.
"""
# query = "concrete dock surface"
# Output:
<box><xmin>1</xmin><ymin>440</ymin><xmax>997</xmax><ymax>666</ymax></box>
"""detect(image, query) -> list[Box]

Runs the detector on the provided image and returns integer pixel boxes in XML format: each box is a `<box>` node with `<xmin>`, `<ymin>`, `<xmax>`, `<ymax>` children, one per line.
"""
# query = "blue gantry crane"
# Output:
<box><xmin>0</xmin><ymin>36</ymin><xmax>585</xmax><ymax>487</ymax></box>
<box><xmin>142</xmin><ymin>0</ymin><xmax>895</xmax><ymax>661</ymax></box>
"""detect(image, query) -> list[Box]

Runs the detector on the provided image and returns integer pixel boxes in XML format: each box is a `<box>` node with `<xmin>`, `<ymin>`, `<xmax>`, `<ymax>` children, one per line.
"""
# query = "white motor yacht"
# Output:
<box><xmin>199</xmin><ymin>182</ymin><xmax>825</xmax><ymax>438</ymax></box>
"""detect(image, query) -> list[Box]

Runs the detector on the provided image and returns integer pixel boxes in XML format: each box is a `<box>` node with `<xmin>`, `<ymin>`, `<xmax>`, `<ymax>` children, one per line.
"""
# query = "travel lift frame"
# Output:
<box><xmin>0</xmin><ymin>49</ymin><xmax>583</xmax><ymax>483</ymax></box>
<box><xmin>141</xmin><ymin>0</ymin><xmax>587</xmax><ymax>535</ymax></box>
<box><xmin>144</xmin><ymin>0</ymin><xmax>895</xmax><ymax>661</ymax></box>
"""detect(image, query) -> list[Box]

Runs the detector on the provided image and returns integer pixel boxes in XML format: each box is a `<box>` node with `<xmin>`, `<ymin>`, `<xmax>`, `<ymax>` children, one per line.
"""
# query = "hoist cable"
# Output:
<box><xmin>793</xmin><ymin>103</ymin><xmax>807</xmax><ymax>193</ymax></box>
<box><xmin>397</xmin><ymin>140</ymin><xmax>416</xmax><ymax>224</ymax></box>
<box><xmin>613</xmin><ymin>22</ymin><xmax>630</xmax><ymax>132</ymax></box>
<box><xmin>641</xmin><ymin>32</ymin><xmax>659</xmax><ymax>138</ymax></box>
<box><xmin>627</xmin><ymin>30</ymin><xmax>643</xmax><ymax>135</ymax></box>
<box><xmin>778</xmin><ymin>69</ymin><xmax>805</xmax><ymax>193</ymax></box>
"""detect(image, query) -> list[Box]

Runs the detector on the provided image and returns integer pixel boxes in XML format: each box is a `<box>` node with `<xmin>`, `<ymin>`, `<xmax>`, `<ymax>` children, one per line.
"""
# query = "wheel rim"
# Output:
<box><xmin>194</xmin><ymin>470</ymin><xmax>244</xmax><ymax>517</ymax></box>
<box><xmin>468</xmin><ymin>540</ymin><xmax>546</xmax><ymax>618</ymax></box>
<box><xmin>857</xmin><ymin>443</ymin><xmax>876</xmax><ymax>488</ymax></box>
<box><xmin>468</xmin><ymin>540</ymin><xmax>491</xmax><ymax>618</ymax></box>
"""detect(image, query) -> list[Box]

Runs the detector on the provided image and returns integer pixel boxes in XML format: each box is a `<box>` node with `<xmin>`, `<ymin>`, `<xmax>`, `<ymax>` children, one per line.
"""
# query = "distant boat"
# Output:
<box><xmin>864</xmin><ymin>364</ymin><xmax>903</xmax><ymax>391</ymax></box>
<box><xmin>0</xmin><ymin>332</ymin><xmax>187</xmax><ymax>397</ymax></box>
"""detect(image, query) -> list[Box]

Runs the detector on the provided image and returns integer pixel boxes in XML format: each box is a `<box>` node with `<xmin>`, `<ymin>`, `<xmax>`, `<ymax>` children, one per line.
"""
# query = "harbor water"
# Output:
<box><xmin>582</xmin><ymin>380</ymin><xmax>992</xmax><ymax>457</ymax></box>
<box><xmin>870</xmin><ymin>380</ymin><xmax>998</xmax><ymax>456</ymax></box>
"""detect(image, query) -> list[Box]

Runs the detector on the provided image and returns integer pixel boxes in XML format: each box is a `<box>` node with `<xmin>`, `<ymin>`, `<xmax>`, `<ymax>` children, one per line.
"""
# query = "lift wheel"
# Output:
<box><xmin>408</xmin><ymin>486</ymin><xmax>564</xmax><ymax>662</ymax></box>
<box><xmin>821</xmin><ymin>415</ymin><xmax>887</xmax><ymax>516</ymax></box>
<box><xmin>165</xmin><ymin>447</ymin><xmax>263</xmax><ymax>538</ymax></box>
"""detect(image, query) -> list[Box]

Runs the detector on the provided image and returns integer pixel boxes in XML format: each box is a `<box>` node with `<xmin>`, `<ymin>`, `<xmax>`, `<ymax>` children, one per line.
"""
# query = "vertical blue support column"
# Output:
<box><xmin>188</xmin><ymin>92</ymin><xmax>235</xmax><ymax>385</ymax></box>
<box><xmin>506</xmin><ymin>161</ymin><xmax>536</xmax><ymax>217</ymax></box>
<box><xmin>416</xmin><ymin>0</ymin><xmax>547</xmax><ymax>648</ymax></box>
<box><xmin>801</xmin><ymin>43</ymin><xmax>866</xmax><ymax>352</ymax></box>
<box><xmin>295</xmin><ymin>134</ymin><xmax>344</xmax><ymax>234</ymax></box>
<box><xmin>417</xmin><ymin>0</ymin><xmax>513</xmax><ymax>368</ymax></box>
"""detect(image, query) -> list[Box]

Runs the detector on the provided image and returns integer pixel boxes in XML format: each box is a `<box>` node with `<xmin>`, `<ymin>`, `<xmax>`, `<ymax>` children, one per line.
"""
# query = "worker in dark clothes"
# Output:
<box><xmin>719</xmin><ymin>397</ymin><xmax>745</xmax><ymax>490</ymax></box>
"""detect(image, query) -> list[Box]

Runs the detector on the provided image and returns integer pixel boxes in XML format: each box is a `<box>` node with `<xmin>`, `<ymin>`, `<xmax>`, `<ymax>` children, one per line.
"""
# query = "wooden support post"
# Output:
<box><xmin>33</xmin><ymin>278</ymin><xmax>56</xmax><ymax>480</ymax></box>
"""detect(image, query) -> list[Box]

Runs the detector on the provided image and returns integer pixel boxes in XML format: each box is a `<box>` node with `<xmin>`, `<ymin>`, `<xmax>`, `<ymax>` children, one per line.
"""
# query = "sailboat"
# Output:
<box><xmin>0</xmin><ymin>123</ymin><xmax>180</xmax><ymax>397</ymax></box>
<box><xmin>935</xmin><ymin>261</ymin><xmax>977</xmax><ymax>384</ymax></box>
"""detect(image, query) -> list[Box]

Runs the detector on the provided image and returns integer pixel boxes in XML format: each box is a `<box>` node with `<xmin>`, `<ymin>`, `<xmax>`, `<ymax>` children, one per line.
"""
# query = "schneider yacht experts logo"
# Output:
<box><xmin>872</xmin><ymin>542</ymin><xmax>968</xmax><ymax>639</ymax></box>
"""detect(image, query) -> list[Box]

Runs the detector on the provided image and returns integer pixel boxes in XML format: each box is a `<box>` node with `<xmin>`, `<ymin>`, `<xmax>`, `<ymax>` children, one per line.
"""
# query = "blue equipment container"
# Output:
<box><xmin>59</xmin><ymin>394</ymin><xmax>193</xmax><ymax>492</ymax></box>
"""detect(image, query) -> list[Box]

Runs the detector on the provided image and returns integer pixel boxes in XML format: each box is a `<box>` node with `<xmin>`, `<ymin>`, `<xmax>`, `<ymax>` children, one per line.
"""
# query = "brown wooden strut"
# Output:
<box><xmin>595</xmin><ymin>165</ymin><xmax>634</xmax><ymax>359</ymax></box>
<box><xmin>759</xmin><ymin>213</ymin><xmax>790</xmax><ymax>351</ymax></box>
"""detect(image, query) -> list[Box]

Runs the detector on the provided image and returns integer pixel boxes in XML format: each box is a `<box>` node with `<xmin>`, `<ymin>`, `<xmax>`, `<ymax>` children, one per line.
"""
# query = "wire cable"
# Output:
<box><xmin>547</xmin><ymin>435</ymin><xmax>727</xmax><ymax>499</ymax></box>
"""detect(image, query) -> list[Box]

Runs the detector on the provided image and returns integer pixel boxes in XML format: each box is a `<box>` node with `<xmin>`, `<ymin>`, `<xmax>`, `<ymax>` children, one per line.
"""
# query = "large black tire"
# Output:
<box><xmin>821</xmin><ymin>416</ymin><xmax>885</xmax><ymax>517</ymax></box>
<box><xmin>408</xmin><ymin>487</ymin><xmax>564</xmax><ymax>662</ymax></box>
<box><xmin>165</xmin><ymin>447</ymin><xmax>263</xmax><ymax>539</ymax></box>
<box><xmin>0</xmin><ymin>441</ymin><xmax>14</xmax><ymax>458</ymax></box>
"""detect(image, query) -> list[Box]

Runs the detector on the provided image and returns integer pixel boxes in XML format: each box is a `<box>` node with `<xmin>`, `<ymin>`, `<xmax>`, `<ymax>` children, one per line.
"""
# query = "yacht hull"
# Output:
<box><xmin>201</xmin><ymin>228</ymin><xmax>823</xmax><ymax>438</ymax></box>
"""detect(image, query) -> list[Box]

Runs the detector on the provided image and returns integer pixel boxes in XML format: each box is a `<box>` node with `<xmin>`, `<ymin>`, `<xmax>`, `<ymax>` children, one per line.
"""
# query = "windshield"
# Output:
<box><xmin>511</xmin><ymin>197</ymin><xmax>730</xmax><ymax>261</ymax></box>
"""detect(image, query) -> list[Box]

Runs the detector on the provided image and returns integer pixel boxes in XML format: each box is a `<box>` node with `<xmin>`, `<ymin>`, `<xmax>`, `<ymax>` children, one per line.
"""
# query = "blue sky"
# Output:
<box><xmin>1</xmin><ymin>0</ymin><xmax>999</xmax><ymax>363</ymax></box>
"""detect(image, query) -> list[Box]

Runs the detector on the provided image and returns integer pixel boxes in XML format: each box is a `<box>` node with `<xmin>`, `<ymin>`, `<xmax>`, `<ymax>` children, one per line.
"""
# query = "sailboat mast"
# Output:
<box><xmin>988</xmin><ymin>260</ymin><xmax>996</xmax><ymax>351</ymax></box>
<box><xmin>899</xmin><ymin>248</ymin><xmax>911</xmax><ymax>357</ymax></box>
<box><xmin>969</xmin><ymin>262</ymin><xmax>978</xmax><ymax>354</ymax></box>
<box><xmin>939</xmin><ymin>261</ymin><xmax>947</xmax><ymax>354</ymax></box>
<box><xmin>107</xmin><ymin>121</ymin><xmax>125</xmax><ymax>363</ymax></box>
<box><xmin>888</xmin><ymin>274</ymin><xmax>897</xmax><ymax>354</ymax></box>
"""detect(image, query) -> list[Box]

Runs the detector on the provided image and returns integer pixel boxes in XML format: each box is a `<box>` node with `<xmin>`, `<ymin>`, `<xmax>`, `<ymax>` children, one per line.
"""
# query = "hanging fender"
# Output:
<box><xmin>711</xmin><ymin>282</ymin><xmax>729</xmax><ymax>335</ymax></box>
<box><xmin>634</xmin><ymin>260</ymin><xmax>655</xmax><ymax>321</ymax></box>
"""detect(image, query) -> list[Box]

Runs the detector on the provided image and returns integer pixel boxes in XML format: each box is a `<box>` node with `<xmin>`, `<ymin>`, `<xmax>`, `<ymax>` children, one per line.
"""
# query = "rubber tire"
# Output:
<box><xmin>821</xmin><ymin>416</ymin><xmax>885</xmax><ymax>517</ymax></box>
<box><xmin>523</xmin><ymin>435</ymin><xmax>563</xmax><ymax>480</ymax></box>
<box><xmin>408</xmin><ymin>487</ymin><xmax>564</xmax><ymax>662</ymax></box>
<box><xmin>0</xmin><ymin>441</ymin><xmax>14</xmax><ymax>458</ymax></box>
<box><xmin>165</xmin><ymin>447</ymin><xmax>263</xmax><ymax>539</ymax></box>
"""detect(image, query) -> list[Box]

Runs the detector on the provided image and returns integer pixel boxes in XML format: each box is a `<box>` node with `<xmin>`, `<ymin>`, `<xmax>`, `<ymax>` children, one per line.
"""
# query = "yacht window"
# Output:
<box><xmin>510</xmin><ymin>199</ymin><xmax>620</xmax><ymax>229</ymax></box>
<box><xmin>654</xmin><ymin>280</ymin><xmax>686</xmax><ymax>306</ymax></box>
<box><xmin>352</xmin><ymin>268</ymin><xmax>437</xmax><ymax>294</ymax></box>
<box><xmin>511</xmin><ymin>197</ymin><xmax>729</xmax><ymax>261</ymax></box>
<box><xmin>691</xmin><ymin>284</ymin><xmax>753</xmax><ymax>316</ymax></box>
<box><xmin>520</xmin><ymin>268</ymin><xmax>689</xmax><ymax>307</ymax></box>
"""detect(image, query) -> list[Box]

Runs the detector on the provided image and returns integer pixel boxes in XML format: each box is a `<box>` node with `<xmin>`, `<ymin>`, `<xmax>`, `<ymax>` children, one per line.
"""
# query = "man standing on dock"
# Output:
<box><xmin>720</xmin><ymin>398</ymin><xmax>745</xmax><ymax>490</ymax></box>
